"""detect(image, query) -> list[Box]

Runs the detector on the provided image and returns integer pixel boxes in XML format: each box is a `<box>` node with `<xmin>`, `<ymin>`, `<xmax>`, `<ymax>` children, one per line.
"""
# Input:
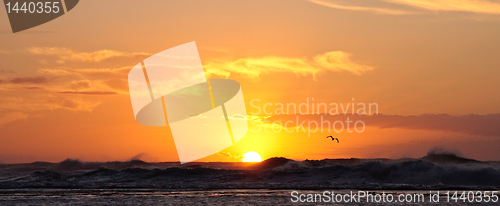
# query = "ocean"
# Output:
<box><xmin>0</xmin><ymin>153</ymin><xmax>498</xmax><ymax>205</ymax></box>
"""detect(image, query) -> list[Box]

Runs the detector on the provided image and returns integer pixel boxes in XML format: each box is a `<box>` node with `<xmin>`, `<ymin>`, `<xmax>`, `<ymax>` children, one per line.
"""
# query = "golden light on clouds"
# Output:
<box><xmin>313</xmin><ymin>51</ymin><xmax>374</xmax><ymax>75</ymax></box>
<box><xmin>28</xmin><ymin>47</ymin><xmax>151</xmax><ymax>62</ymax></box>
<box><xmin>0</xmin><ymin>95</ymin><xmax>101</xmax><ymax>113</ymax></box>
<box><xmin>388</xmin><ymin>0</ymin><xmax>500</xmax><ymax>14</ymax></box>
<box><xmin>309</xmin><ymin>0</ymin><xmax>500</xmax><ymax>15</ymax></box>
<box><xmin>205</xmin><ymin>57</ymin><xmax>321</xmax><ymax>79</ymax></box>
<box><xmin>204</xmin><ymin>51</ymin><xmax>373</xmax><ymax>80</ymax></box>
<box><xmin>308</xmin><ymin>0</ymin><xmax>412</xmax><ymax>15</ymax></box>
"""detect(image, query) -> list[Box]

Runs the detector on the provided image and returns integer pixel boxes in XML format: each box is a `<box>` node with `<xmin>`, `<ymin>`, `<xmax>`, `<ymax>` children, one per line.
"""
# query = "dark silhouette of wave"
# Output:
<box><xmin>422</xmin><ymin>151</ymin><xmax>478</xmax><ymax>164</ymax></box>
<box><xmin>0</xmin><ymin>151</ymin><xmax>499</xmax><ymax>190</ymax></box>
<box><xmin>248</xmin><ymin>157</ymin><xmax>292</xmax><ymax>170</ymax></box>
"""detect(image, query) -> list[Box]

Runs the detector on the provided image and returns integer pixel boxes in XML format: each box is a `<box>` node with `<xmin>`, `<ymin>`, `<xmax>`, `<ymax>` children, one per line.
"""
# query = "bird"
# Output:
<box><xmin>326</xmin><ymin>136</ymin><xmax>339</xmax><ymax>143</ymax></box>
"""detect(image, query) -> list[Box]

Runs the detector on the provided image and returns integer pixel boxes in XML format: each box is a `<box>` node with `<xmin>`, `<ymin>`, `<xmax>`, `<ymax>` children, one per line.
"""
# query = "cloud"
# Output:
<box><xmin>0</xmin><ymin>72</ymin><xmax>124</xmax><ymax>95</ymax></box>
<box><xmin>31</xmin><ymin>49</ymin><xmax>370</xmax><ymax>91</ymax></box>
<box><xmin>8</xmin><ymin>76</ymin><xmax>50</xmax><ymax>84</ymax></box>
<box><xmin>39</xmin><ymin>67</ymin><xmax>130</xmax><ymax>79</ymax></box>
<box><xmin>387</xmin><ymin>0</ymin><xmax>500</xmax><ymax>14</ymax></box>
<box><xmin>33</xmin><ymin>48</ymin><xmax>371</xmax><ymax>86</ymax></box>
<box><xmin>204</xmin><ymin>51</ymin><xmax>373</xmax><ymax>80</ymax></box>
<box><xmin>68</xmin><ymin>79</ymin><xmax>92</xmax><ymax>90</ymax></box>
<box><xmin>266</xmin><ymin>113</ymin><xmax>500</xmax><ymax>137</ymax></box>
<box><xmin>0</xmin><ymin>112</ymin><xmax>28</xmax><ymax>125</ymax></box>
<box><xmin>308</xmin><ymin>0</ymin><xmax>500</xmax><ymax>15</ymax></box>
<box><xmin>28</xmin><ymin>47</ymin><xmax>151</xmax><ymax>62</ymax></box>
<box><xmin>0</xmin><ymin>95</ymin><xmax>101</xmax><ymax>112</ymax></box>
<box><xmin>205</xmin><ymin>57</ymin><xmax>321</xmax><ymax>79</ymax></box>
<box><xmin>58</xmin><ymin>91</ymin><xmax>118</xmax><ymax>95</ymax></box>
<box><xmin>308</xmin><ymin>0</ymin><xmax>412</xmax><ymax>15</ymax></box>
<box><xmin>216</xmin><ymin>151</ymin><xmax>243</xmax><ymax>161</ymax></box>
<box><xmin>23</xmin><ymin>87</ymin><xmax>44</xmax><ymax>90</ymax></box>
<box><xmin>313</xmin><ymin>51</ymin><xmax>374</xmax><ymax>75</ymax></box>
<box><xmin>43</xmin><ymin>96</ymin><xmax>101</xmax><ymax>112</ymax></box>
<box><xmin>0</xmin><ymin>76</ymin><xmax>51</xmax><ymax>85</ymax></box>
<box><xmin>37</xmin><ymin>67</ymin><xmax>131</xmax><ymax>94</ymax></box>
<box><xmin>364</xmin><ymin>113</ymin><xmax>500</xmax><ymax>137</ymax></box>
<box><xmin>0</xmin><ymin>90</ymin><xmax>102</xmax><ymax>125</ymax></box>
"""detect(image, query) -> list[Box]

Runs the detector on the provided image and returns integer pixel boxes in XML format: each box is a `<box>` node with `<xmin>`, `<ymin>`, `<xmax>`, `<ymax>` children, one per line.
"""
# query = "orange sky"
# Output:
<box><xmin>1</xmin><ymin>0</ymin><xmax>500</xmax><ymax>163</ymax></box>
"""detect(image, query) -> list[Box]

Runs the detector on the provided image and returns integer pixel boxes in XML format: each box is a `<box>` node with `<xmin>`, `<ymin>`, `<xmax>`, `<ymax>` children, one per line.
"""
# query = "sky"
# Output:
<box><xmin>1</xmin><ymin>0</ymin><xmax>500</xmax><ymax>163</ymax></box>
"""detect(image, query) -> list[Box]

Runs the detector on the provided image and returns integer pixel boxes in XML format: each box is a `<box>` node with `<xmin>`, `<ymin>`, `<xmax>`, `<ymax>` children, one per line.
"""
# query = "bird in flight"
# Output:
<box><xmin>326</xmin><ymin>136</ymin><xmax>339</xmax><ymax>143</ymax></box>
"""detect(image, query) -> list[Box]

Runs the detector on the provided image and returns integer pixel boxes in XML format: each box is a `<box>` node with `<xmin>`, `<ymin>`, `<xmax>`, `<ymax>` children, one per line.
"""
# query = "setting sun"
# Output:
<box><xmin>242</xmin><ymin>151</ymin><xmax>262</xmax><ymax>162</ymax></box>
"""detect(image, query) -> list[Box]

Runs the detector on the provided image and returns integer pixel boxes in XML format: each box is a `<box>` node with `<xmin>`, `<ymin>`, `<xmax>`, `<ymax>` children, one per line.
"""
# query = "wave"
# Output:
<box><xmin>0</xmin><ymin>154</ymin><xmax>498</xmax><ymax>190</ymax></box>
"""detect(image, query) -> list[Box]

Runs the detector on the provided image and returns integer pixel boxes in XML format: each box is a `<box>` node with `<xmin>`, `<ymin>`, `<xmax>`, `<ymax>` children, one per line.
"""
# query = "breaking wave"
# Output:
<box><xmin>0</xmin><ymin>154</ymin><xmax>498</xmax><ymax>190</ymax></box>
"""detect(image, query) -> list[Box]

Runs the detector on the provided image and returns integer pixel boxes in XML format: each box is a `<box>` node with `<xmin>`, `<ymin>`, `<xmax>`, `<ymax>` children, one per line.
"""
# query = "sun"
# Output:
<box><xmin>242</xmin><ymin>151</ymin><xmax>262</xmax><ymax>162</ymax></box>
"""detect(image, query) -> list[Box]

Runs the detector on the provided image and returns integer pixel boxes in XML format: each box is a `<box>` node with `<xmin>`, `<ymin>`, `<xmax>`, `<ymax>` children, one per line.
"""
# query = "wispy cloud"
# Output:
<box><xmin>0</xmin><ymin>47</ymin><xmax>143</xmax><ymax>125</ymax></box>
<box><xmin>58</xmin><ymin>91</ymin><xmax>118</xmax><ymax>95</ymax></box>
<box><xmin>38</xmin><ymin>67</ymin><xmax>130</xmax><ymax>94</ymax></box>
<box><xmin>308</xmin><ymin>0</ymin><xmax>500</xmax><ymax>15</ymax></box>
<box><xmin>0</xmin><ymin>95</ymin><xmax>100</xmax><ymax>112</ymax></box>
<box><xmin>0</xmin><ymin>112</ymin><xmax>28</xmax><ymax>126</ymax></box>
<box><xmin>8</xmin><ymin>76</ymin><xmax>50</xmax><ymax>84</ymax></box>
<box><xmin>308</xmin><ymin>0</ymin><xmax>413</xmax><ymax>15</ymax></box>
<box><xmin>39</xmin><ymin>67</ymin><xmax>130</xmax><ymax>78</ymax></box>
<box><xmin>0</xmin><ymin>76</ymin><xmax>51</xmax><ymax>85</ymax></box>
<box><xmin>0</xmin><ymin>81</ymin><xmax>104</xmax><ymax>125</ymax></box>
<box><xmin>266</xmin><ymin>113</ymin><xmax>500</xmax><ymax>137</ymax></box>
<box><xmin>204</xmin><ymin>51</ymin><xmax>373</xmax><ymax>80</ymax></box>
<box><xmin>314</xmin><ymin>51</ymin><xmax>374</xmax><ymax>75</ymax></box>
<box><xmin>23</xmin><ymin>87</ymin><xmax>44</xmax><ymax>90</ymax></box>
<box><xmin>205</xmin><ymin>57</ymin><xmax>321</xmax><ymax>79</ymax></box>
<box><xmin>28</xmin><ymin>47</ymin><xmax>151</xmax><ymax>62</ymax></box>
<box><xmin>387</xmin><ymin>0</ymin><xmax>500</xmax><ymax>14</ymax></box>
<box><xmin>216</xmin><ymin>151</ymin><xmax>243</xmax><ymax>161</ymax></box>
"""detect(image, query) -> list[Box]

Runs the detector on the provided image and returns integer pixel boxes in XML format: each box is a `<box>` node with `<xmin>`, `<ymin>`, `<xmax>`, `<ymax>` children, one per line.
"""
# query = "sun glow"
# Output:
<box><xmin>242</xmin><ymin>151</ymin><xmax>262</xmax><ymax>162</ymax></box>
